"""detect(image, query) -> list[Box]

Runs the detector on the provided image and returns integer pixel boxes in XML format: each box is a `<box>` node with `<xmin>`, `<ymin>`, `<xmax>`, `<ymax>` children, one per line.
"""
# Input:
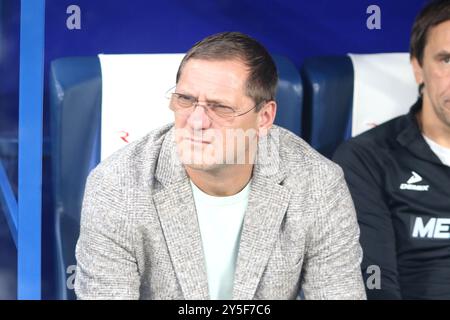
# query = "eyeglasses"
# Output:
<box><xmin>165</xmin><ymin>87</ymin><xmax>262</xmax><ymax>125</ymax></box>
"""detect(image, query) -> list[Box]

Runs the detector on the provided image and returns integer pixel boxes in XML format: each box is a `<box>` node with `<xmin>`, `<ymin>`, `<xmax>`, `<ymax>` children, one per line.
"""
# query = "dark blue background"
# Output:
<box><xmin>0</xmin><ymin>0</ymin><xmax>428</xmax><ymax>299</ymax></box>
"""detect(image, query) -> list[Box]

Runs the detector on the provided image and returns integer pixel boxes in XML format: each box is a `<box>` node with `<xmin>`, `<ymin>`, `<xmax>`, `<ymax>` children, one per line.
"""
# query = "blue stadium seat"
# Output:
<box><xmin>301</xmin><ymin>56</ymin><xmax>354</xmax><ymax>158</ymax></box>
<box><xmin>301</xmin><ymin>53</ymin><xmax>417</xmax><ymax>159</ymax></box>
<box><xmin>49</xmin><ymin>54</ymin><xmax>303</xmax><ymax>299</ymax></box>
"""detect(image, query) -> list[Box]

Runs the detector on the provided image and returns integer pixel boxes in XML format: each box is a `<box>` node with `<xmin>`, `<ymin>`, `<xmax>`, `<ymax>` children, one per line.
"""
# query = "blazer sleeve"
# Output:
<box><xmin>301</xmin><ymin>164</ymin><xmax>367</xmax><ymax>300</ymax></box>
<box><xmin>74</xmin><ymin>167</ymin><xmax>140</xmax><ymax>300</ymax></box>
<box><xmin>333</xmin><ymin>141</ymin><xmax>402</xmax><ymax>299</ymax></box>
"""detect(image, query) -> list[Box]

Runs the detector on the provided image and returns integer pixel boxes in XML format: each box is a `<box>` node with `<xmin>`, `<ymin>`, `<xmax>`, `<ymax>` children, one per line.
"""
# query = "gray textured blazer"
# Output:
<box><xmin>75</xmin><ymin>124</ymin><xmax>366</xmax><ymax>300</ymax></box>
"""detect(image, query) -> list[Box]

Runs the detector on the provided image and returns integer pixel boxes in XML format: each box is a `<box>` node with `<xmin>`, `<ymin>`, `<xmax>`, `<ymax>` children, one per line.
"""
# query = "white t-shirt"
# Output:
<box><xmin>190</xmin><ymin>179</ymin><xmax>251</xmax><ymax>300</ymax></box>
<box><xmin>423</xmin><ymin>135</ymin><xmax>450</xmax><ymax>167</ymax></box>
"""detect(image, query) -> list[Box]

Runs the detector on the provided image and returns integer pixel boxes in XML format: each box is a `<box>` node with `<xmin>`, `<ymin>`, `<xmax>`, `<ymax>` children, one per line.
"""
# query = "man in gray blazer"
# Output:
<box><xmin>75</xmin><ymin>32</ymin><xmax>366</xmax><ymax>300</ymax></box>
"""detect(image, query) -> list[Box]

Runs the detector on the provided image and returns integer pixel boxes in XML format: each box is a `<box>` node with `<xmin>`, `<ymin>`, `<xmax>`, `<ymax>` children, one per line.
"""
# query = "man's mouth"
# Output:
<box><xmin>187</xmin><ymin>137</ymin><xmax>211</xmax><ymax>144</ymax></box>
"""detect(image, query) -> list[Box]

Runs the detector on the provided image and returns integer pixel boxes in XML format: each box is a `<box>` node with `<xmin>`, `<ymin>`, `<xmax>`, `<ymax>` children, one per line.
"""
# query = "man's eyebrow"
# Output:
<box><xmin>195</xmin><ymin>95</ymin><xmax>234</xmax><ymax>106</ymax></box>
<box><xmin>204</xmin><ymin>97</ymin><xmax>233</xmax><ymax>106</ymax></box>
<box><xmin>175</xmin><ymin>89</ymin><xmax>234</xmax><ymax>105</ymax></box>
<box><xmin>434</xmin><ymin>50</ymin><xmax>450</xmax><ymax>59</ymax></box>
<box><xmin>175</xmin><ymin>89</ymin><xmax>194</xmax><ymax>96</ymax></box>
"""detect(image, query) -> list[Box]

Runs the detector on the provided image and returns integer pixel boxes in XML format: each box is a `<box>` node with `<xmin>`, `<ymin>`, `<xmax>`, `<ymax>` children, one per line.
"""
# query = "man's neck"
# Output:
<box><xmin>417</xmin><ymin>108</ymin><xmax>450</xmax><ymax>149</ymax></box>
<box><xmin>185</xmin><ymin>164</ymin><xmax>253</xmax><ymax>197</ymax></box>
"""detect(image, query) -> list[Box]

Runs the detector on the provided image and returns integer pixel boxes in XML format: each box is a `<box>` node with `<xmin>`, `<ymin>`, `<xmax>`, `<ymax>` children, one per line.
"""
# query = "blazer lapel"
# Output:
<box><xmin>232</xmin><ymin>128</ymin><xmax>292</xmax><ymax>300</ymax></box>
<box><xmin>231</xmin><ymin>176</ymin><xmax>291</xmax><ymax>300</ymax></box>
<box><xmin>153</xmin><ymin>128</ymin><xmax>209</xmax><ymax>300</ymax></box>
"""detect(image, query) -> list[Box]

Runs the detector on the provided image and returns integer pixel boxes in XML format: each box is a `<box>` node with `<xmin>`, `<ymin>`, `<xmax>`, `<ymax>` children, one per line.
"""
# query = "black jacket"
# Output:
<box><xmin>333</xmin><ymin>100</ymin><xmax>450</xmax><ymax>299</ymax></box>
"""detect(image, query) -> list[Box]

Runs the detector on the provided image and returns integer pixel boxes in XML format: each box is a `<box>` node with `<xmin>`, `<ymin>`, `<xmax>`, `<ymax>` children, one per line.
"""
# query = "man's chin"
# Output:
<box><xmin>183</xmin><ymin>162</ymin><xmax>223</xmax><ymax>172</ymax></box>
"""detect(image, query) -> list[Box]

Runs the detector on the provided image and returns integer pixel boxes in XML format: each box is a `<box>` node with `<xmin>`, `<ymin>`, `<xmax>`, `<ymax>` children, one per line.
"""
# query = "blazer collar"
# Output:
<box><xmin>153</xmin><ymin>125</ymin><xmax>290</xmax><ymax>299</ymax></box>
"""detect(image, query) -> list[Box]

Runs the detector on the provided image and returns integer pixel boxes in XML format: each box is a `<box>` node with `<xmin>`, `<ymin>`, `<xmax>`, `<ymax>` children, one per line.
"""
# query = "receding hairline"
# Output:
<box><xmin>177</xmin><ymin>56</ymin><xmax>252</xmax><ymax>83</ymax></box>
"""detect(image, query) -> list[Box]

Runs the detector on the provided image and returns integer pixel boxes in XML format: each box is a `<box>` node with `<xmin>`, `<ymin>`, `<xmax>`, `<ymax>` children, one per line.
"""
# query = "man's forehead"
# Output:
<box><xmin>177</xmin><ymin>58</ymin><xmax>249</xmax><ymax>92</ymax></box>
<box><xmin>182</xmin><ymin>58</ymin><xmax>247</xmax><ymax>76</ymax></box>
<box><xmin>427</xmin><ymin>20</ymin><xmax>450</xmax><ymax>48</ymax></box>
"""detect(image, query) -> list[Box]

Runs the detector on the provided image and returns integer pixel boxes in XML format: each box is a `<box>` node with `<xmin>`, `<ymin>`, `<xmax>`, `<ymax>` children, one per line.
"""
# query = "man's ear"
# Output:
<box><xmin>411</xmin><ymin>57</ymin><xmax>424</xmax><ymax>85</ymax></box>
<box><xmin>257</xmin><ymin>101</ymin><xmax>277</xmax><ymax>137</ymax></box>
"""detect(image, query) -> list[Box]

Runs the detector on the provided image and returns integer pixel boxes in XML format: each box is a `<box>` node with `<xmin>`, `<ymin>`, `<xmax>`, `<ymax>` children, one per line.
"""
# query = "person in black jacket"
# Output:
<box><xmin>333</xmin><ymin>0</ymin><xmax>450</xmax><ymax>299</ymax></box>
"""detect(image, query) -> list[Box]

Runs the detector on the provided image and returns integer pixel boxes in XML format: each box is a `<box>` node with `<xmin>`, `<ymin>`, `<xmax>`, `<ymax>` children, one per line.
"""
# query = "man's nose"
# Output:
<box><xmin>187</xmin><ymin>104</ymin><xmax>212</xmax><ymax>129</ymax></box>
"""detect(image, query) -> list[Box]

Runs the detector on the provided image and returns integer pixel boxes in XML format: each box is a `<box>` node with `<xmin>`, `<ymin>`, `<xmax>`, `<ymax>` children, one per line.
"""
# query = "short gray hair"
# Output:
<box><xmin>176</xmin><ymin>32</ymin><xmax>278</xmax><ymax>111</ymax></box>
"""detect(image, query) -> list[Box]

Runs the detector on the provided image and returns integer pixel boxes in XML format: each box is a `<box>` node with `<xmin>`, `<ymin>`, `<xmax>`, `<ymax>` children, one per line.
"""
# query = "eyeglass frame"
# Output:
<box><xmin>165</xmin><ymin>86</ymin><xmax>265</xmax><ymax>119</ymax></box>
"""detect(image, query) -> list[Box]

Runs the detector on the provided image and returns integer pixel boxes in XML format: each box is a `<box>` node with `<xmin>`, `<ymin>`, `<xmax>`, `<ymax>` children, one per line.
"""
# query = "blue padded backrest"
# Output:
<box><xmin>273</xmin><ymin>55</ymin><xmax>303</xmax><ymax>136</ymax></box>
<box><xmin>49</xmin><ymin>54</ymin><xmax>302</xmax><ymax>299</ymax></box>
<box><xmin>49</xmin><ymin>57</ymin><xmax>102</xmax><ymax>300</ymax></box>
<box><xmin>301</xmin><ymin>56</ymin><xmax>354</xmax><ymax>158</ymax></box>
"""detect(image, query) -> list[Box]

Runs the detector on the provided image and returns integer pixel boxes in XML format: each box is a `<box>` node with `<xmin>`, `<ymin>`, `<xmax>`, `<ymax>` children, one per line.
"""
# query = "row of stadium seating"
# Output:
<box><xmin>1</xmin><ymin>52</ymin><xmax>418</xmax><ymax>299</ymax></box>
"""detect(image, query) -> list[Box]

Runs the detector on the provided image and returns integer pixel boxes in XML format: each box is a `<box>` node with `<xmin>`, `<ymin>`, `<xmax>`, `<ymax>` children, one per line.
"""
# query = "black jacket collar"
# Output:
<box><xmin>397</xmin><ymin>98</ymin><xmax>444</xmax><ymax>165</ymax></box>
